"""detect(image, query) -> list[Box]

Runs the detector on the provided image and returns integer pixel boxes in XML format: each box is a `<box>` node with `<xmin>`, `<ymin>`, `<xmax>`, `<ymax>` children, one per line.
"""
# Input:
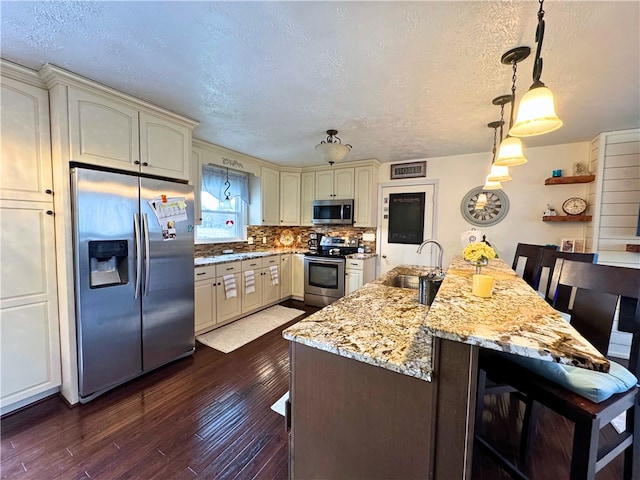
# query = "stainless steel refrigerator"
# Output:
<box><xmin>71</xmin><ymin>166</ymin><xmax>195</xmax><ymax>403</ymax></box>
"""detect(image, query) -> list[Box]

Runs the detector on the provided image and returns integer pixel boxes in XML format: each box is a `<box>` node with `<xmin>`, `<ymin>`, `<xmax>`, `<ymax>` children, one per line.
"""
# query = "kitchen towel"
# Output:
<box><xmin>269</xmin><ymin>265</ymin><xmax>279</xmax><ymax>286</ymax></box>
<box><xmin>223</xmin><ymin>274</ymin><xmax>237</xmax><ymax>299</ymax></box>
<box><xmin>244</xmin><ymin>270</ymin><xmax>256</xmax><ymax>294</ymax></box>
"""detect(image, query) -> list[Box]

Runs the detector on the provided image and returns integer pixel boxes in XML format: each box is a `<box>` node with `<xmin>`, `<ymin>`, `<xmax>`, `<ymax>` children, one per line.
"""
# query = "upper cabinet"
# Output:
<box><xmin>315</xmin><ymin>167</ymin><xmax>354</xmax><ymax>200</ymax></box>
<box><xmin>280</xmin><ymin>171</ymin><xmax>301</xmax><ymax>225</ymax></box>
<box><xmin>300</xmin><ymin>172</ymin><xmax>315</xmax><ymax>226</ymax></box>
<box><xmin>42</xmin><ymin>64</ymin><xmax>198</xmax><ymax>182</ymax></box>
<box><xmin>353</xmin><ymin>165</ymin><xmax>379</xmax><ymax>227</ymax></box>
<box><xmin>0</xmin><ymin>77</ymin><xmax>53</xmax><ymax>203</ymax></box>
<box><xmin>261</xmin><ymin>166</ymin><xmax>280</xmax><ymax>225</ymax></box>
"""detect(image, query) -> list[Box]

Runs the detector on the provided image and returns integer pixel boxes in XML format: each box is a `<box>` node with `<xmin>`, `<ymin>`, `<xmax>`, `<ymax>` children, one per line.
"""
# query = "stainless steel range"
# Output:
<box><xmin>304</xmin><ymin>236</ymin><xmax>358</xmax><ymax>307</ymax></box>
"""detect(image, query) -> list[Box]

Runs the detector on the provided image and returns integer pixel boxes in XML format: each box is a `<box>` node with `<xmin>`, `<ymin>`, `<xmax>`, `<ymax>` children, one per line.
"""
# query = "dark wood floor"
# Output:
<box><xmin>1</xmin><ymin>299</ymin><xmax>625</xmax><ymax>479</ymax></box>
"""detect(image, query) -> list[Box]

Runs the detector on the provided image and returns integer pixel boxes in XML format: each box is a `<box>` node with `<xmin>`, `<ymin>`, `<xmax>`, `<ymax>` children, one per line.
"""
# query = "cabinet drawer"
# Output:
<box><xmin>346</xmin><ymin>259</ymin><xmax>364</xmax><ymax>270</ymax></box>
<box><xmin>263</xmin><ymin>255</ymin><xmax>280</xmax><ymax>266</ymax></box>
<box><xmin>194</xmin><ymin>265</ymin><xmax>216</xmax><ymax>281</ymax></box>
<box><xmin>217</xmin><ymin>261</ymin><xmax>241</xmax><ymax>275</ymax></box>
<box><xmin>242</xmin><ymin>258</ymin><xmax>263</xmax><ymax>271</ymax></box>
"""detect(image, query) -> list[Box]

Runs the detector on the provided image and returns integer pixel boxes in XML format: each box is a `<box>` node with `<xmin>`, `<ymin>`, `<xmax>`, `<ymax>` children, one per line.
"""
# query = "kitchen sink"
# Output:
<box><xmin>384</xmin><ymin>275</ymin><xmax>420</xmax><ymax>290</ymax></box>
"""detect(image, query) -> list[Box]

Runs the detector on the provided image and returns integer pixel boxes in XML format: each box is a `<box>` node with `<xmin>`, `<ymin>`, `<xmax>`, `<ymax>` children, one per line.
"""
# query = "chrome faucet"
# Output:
<box><xmin>416</xmin><ymin>239</ymin><xmax>444</xmax><ymax>273</ymax></box>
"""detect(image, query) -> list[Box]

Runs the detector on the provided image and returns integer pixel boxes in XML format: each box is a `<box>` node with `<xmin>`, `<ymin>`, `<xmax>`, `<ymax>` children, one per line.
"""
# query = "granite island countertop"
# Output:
<box><xmin>283</xmin><ymin>258</ymin><xmax>609</xmax><ymax>383</ymax></box>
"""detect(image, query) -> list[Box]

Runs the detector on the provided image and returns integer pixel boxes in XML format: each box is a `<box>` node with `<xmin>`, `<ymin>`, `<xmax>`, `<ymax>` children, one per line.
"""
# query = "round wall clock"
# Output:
<box><xmin>562</xmin><ymin>197</ymin><xmax>587</xmax><ymax>216</ymax></box>
<box><xmin>460</xmin><ymin>186</ymin><xmax>510</xmax><ymax>227</ymax></box>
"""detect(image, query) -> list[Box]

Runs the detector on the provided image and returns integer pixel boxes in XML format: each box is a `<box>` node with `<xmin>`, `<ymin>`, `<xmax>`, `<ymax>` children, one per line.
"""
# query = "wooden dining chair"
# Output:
<box><xmin>477</xmin><ymin>260</ymin><xmax>640</xmax><ymax>480</ymax></box>
<box><xmin>511</xmin><ymin>243</ymin><xmax>557</xmax><ymax>287</ymax></box>
<box><xmin>532</xmin><ymin>250</ymin><xmax>597</xmax><ymax>301</ymax></box>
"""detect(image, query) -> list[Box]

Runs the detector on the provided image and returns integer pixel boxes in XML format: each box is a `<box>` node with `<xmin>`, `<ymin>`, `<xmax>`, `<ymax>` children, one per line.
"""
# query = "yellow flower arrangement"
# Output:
<box><xmin>462</xmin><ymin>242</ymin><xmax>496</xmax><ymax>263</ymax></box>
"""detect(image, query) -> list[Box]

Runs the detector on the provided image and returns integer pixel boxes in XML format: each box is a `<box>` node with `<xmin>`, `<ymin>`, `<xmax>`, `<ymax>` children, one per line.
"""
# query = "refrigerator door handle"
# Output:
<box><xmin>142</xmin><ymin>213</ymin><xmax>151</xmax><ymax>296</ymax></box>
<box><xmin>134</xmin><ymin>213</ymin><xmax>142</xmax><ymax>299</ymax></box>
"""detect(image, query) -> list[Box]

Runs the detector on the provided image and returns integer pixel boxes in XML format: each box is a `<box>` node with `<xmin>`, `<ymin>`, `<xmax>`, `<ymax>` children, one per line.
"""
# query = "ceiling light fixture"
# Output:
<box><xmin>486</xmin><ymin>95</ymin><xmax>513</xmax><ymax>183</ymax></box>
<box><xmin>483</xmin><ymin>122</ymin><xmax>505</xmax><ymax>191</ymax></box>
<box><xmin>510</xmin><ymin>0</ymin><xmax>563</xmax><ymax>137</ymax></box>
<box><xmin>495</xmin><ymin>46</ymin><xmax>531</xmax><ymax>167</ymax></box>
<box><xmin>315</xmin><ymin>129</ymin><xmax>352</xmax><ymax>164</ymax></box>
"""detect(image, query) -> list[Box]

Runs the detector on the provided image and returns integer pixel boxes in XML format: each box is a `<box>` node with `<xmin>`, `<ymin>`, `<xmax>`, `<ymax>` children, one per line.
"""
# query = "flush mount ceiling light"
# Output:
<box><xmin>315</xmin><ymin>129</ymin><xmax>352</xmax><ymax>164</ymax></box>
<box><xmin>495</xmin><ymin>47</ymin><xmax>530</xmax><ymax>167</ymax></box>
<box><xmin>486</xmin><ymin>96</ymin><xmax>513</xmax><ymax>183</ymax></box>
<box><xmin>510</xmin><ymin>0</ymin><xmax>563</xmax><ymax>137</ymax></box>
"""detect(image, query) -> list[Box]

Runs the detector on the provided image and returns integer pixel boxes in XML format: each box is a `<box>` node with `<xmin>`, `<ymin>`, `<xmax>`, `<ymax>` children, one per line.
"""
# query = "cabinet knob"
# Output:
<box><xmin>382</xmin><ymin>255</ymin><xmax>387</xmax><ymax>259</ymax></box>
<box><xmin>46</xmin><ymin>210</ymin><xmax>54</xmax><ymax>215</ymax></box>
<box><xmin>134</xmin><ymin>160</ymin><xmax>141</xmax><ymax>165</ymax></box>
<box><xmin>142</xmin><ymin>162</ymin><xmax>149</xmax><ymax>167</ymax></box>
<box><xmin>45</xmin><ymin>189</ymin><xmax>53</xmax><ymax>195</ymax></box>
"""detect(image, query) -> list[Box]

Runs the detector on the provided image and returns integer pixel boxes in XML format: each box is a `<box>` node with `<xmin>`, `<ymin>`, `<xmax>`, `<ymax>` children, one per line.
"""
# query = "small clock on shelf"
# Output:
<box><xmin>562</xmin><ymin>197</ymin><xmax>588</xmax><ymax>216</ymax></box>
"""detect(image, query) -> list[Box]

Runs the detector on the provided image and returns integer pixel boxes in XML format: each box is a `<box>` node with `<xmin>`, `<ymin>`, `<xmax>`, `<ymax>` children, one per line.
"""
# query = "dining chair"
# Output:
<box><xmin>532</xmin><ymin>250</ymin><xmax>597</xmax><ymax>301</ymax></box>
<box><xmin>511</xmin><ymin>243</ymin><xmax>558</xmax><ymax>288</ymax></box>
<box><xmin>477</xmin><ymin>260</ymin><xmax>640</xmax><ymax>480</ymax></box>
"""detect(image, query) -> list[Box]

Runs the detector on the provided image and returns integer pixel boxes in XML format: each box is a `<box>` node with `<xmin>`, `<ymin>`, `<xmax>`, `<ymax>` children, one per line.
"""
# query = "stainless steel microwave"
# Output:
<box><xmin>312</xmin><ymin>199</ymin><xmax>354</xmax><ymax>225</ymax></box>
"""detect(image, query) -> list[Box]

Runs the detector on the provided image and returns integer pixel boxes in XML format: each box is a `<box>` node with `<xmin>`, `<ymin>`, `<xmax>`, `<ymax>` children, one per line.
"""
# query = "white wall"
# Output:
<box><xmin>379</xmin><ymin>142</ymin><xmax>592</xmax><ymax>268</ymax></box>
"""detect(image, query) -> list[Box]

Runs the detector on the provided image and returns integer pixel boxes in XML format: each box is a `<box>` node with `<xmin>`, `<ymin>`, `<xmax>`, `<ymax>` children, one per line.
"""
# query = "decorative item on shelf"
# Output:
<box><xmin>509</xmin><ymin>0</ymin><xmax>563</xmax><ymax>137</ymax></box>
<box><xmin>573</xmin><ymin>162</ymin><xmax>588</xmax><ymax>176</ymax></box>
<box><xmin>463</xmin><ymin>241</ymin><xmax>496</xmax><ymax>275</ymax></box>
<box><xmin>552</xmin><ymin>169</ymin><xmax>562</xmax><ymax>177</ymax></box>
<box><xmin>562</xmin><ymin>197</ymin><xmax>588</xmax><ymax>216</ymax></box>
<box><xmin>543</xmin><ymin>204</ymin><xmax>557</xmax><ymax>216</ymax></box>
<box><xmin>495</xmin><ymin>46</ymin><xmax>531</xmax><ymax>167</ymax></box>
<box><xmin>315</xmin><ymin>129</ymin><xmax>352</xmax><ymax>164</ymax></box>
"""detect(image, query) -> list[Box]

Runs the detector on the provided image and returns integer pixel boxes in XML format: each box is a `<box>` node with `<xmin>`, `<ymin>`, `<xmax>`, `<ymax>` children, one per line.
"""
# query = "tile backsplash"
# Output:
<box><xmin>195</xmin><ymin>226</ymin><xmax>377</xmax><ymax>257</ymax></box>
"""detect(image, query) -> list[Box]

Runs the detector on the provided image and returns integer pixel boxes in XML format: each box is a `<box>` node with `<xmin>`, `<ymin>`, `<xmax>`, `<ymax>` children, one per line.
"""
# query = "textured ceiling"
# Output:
<box><xmin>1</xmin><ymin>1</ymin><xmax>639</xmax><ymax>167</ymax></box>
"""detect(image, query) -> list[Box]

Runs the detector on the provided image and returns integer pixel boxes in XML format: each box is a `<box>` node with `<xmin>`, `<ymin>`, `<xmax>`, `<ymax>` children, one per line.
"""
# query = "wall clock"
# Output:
<box><xmin>460</xmin><ymin>186</ymin><xmax>510</xmax><ymax>227</ymax></box>
<box><xmin>562</xmin><ymin>197</ymin><xmax>587</xmax><ymax>216</ymax></box>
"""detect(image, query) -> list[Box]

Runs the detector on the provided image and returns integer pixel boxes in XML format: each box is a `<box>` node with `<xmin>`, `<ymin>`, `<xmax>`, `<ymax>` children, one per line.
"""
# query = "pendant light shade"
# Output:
<box><xmin>509</xmin><ymin>85</ymin><xmax>562</xmax><ymax>137</ymax></box>
<box><xmin>494</xmin><ymin>136</ymin><xmax>527</xmax><ymax>167</ymax></box>
<box><xmin>487</xmin><ymin>164</ymin><xmax>512</xmax><ymax>182</ymax></box>
<box><xmin>483</xmin><ymin>176</ymin><xmax>503</xmax><ymax>190</ymax></box>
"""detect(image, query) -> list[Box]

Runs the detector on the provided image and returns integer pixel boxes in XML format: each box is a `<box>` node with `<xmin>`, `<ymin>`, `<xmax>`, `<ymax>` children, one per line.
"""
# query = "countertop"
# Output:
<box><xmin>195</xmin><ymin>250</ymin><xmax>376</xmax><ymax>267</ymax></box>
<box><xmin>282</xmin><ymin>257</ymin><xmax>609</xmax><ymax>383</ymax></box>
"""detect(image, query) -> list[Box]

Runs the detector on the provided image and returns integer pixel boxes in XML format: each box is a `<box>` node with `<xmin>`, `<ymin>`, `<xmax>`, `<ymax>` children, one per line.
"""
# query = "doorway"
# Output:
<box><xmin>377</xmin><ymin>180</ymin><xmax>438</xmax><ymax>276</ymax></box>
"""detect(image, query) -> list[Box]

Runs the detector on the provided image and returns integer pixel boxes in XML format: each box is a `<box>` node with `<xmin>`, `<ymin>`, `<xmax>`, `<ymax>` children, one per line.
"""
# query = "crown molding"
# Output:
<box><xmin>0</xmin><ymin>59</ymin><xmax>46</xmax><ymax>88</ymax></box>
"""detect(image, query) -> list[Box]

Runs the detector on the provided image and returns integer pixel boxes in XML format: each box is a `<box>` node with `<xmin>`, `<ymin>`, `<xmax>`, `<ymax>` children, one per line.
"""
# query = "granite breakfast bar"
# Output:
<box><xmin>283</xmin><ymin>257</ymin><xmax>608</xmax><ymax>479</ymax></box>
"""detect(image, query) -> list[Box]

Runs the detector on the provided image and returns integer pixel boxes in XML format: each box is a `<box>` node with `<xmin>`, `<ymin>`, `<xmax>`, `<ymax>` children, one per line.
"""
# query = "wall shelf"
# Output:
<box><xmin>542</xmin><ymin>215</ymin><xmax>592</xmax><ymax>222</ymax></box>
<box><xmin>626</xmin><ymin>244</ymin><xmax>640</xmax><ymax>253</ymax></box>
<box><xmin>544</xmin><ymin>175</ymin><xmax>595</xmax><ymax>185</ymax></box>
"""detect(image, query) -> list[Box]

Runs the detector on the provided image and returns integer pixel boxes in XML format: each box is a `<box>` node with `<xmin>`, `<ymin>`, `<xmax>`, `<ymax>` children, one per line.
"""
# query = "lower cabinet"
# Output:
<box><xmin>241</xmin><ymin>258</ymin><xmax>264</xmax><ymax>314</ymax></box>
<box><xmin>216</xmin><ymin>273</ymin><xmax>242</xmax><ymax>324</ymax></box>
<box><xmin>280</xmin><ymin>253</ymin><xmax>292</xmax><ymax>299</ymax></box>
<box><xmin>292</xmin><ymin>254</ymin><xmax>305</xmax><ymax>301</ymax></box>
<box><xmin>262</xmin><ymin>256</ymin><xmax>281</xmax><ymax>305</ymax></box>
<box><xmin>194</xmin><ymin>266</ymin><xmax>216</xmax><ymax>334</ymax></box>
<box><xmin>345</xmin><ymin>256</ymin><xmax>376</xmax><ymax>295</ymax></box>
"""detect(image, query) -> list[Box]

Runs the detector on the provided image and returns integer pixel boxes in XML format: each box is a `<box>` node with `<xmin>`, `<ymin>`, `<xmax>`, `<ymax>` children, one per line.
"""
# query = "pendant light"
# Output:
<box><xmin>495</xmin><ymin>47</ymin><xmax>530</xmax><ymax>167</ymax></box>
<box><xmin>486</xmin><ymin>96</ymin><xmax>512</xmax><ymax>182</ymax></box>
<box><xmin>510</xmin><ymin>0</ymin><xmax>563</xmax><ymax>137</ymax></box>
<box><xmin>221</xmin><ymin>167</ymin><xmax>232</xmax><ymax>210</ymax></box>
<box><xmin>315</xmin><ymin>129</ymin><xmax>352</xmax><ymax>164</ymax></box>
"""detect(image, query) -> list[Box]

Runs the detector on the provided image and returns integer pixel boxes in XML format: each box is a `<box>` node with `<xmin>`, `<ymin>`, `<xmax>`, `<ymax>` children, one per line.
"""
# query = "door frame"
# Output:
<box><xmin>376</xmin><ymin>179</ymin><xmax>440</xmax><ymax>276</ymax></box>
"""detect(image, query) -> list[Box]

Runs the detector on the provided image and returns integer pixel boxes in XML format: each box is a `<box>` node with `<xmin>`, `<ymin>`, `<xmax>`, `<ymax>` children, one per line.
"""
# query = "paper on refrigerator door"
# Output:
<box><xmin>148</xmin><ymin>196</ymin><xmax>188</xmax><ymax>241</ymax></box>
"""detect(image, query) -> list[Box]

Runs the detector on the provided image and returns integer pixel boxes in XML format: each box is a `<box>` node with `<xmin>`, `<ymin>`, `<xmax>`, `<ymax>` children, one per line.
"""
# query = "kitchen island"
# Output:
<box><xmin>283</xmin><ymin>257</ymin><xmax>607</xmax><ymax>479</ymax></box>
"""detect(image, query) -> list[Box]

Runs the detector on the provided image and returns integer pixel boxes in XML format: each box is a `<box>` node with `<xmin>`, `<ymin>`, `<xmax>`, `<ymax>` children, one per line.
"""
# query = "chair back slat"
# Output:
<box><xmin>512</xmin><ymin>243</ymin><xmax>557</xmax><ymax>287</ymax></box>
<box><xmin>551</xmin><ymin>259</ymin><xmax>640</xmax><ymax>377</ymax></box>
<box><xmin>534</xmin><ymin>250</ymin><xmax>596</xmax><ymax>300</ymax></box>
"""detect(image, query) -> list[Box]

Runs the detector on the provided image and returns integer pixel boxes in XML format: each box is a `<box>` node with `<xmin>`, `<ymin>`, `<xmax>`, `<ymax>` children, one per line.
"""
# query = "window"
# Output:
<box><xmin>196</xmin><ymin>166</ymin><xmax>249</xmax><ymax>243</ymax></box>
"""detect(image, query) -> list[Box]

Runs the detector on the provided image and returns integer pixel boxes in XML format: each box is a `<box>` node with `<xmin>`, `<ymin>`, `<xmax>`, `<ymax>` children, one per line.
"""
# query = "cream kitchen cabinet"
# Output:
<box><xmin>280</xmin><ymin>253</ymin><xmax>292</xmax><ymax>299</ymax></box>
<box><xmin>194</xmin><ymin>266</ymin><xmax>217</xmax><ymax>334</ymax></box>
<box><xmin>0</xmin><ymin>76</ymin><xmax>53</xmax><ymax>203</ymax></box>
<box><xmin>315</xmin><ymin>167</ymin><xmax>354</xmax><ymax>200</ymax></box>
<box><xmin>241</xmin><ymin>258</ymin><xmax>264</xmax><ymax>314</ymax></box>
<box><xmin>250</xmin><ymin>166</ymin><xmax>280</xmax><ymax>226</ymax></box>
<box><xmin>279</xmin><ymin>171</ymin><xmax>301</xmax><ymax>225</ymax></box>
<box><xmin>216</xmin><ymin>261</ymin><xmax>242</xmax><ymax>324</ymax></box>
<box><xmin>300</xmin><ymin>172</ymin><xmax>315</xmax><ymax>226</ymax></box>
<box><xmin>42</xmin><ymin>65</ymin><xmax>198</xmax><ymax>182</ymax></box>
<box><xmin>0</xmin><ymin>63</ymin><xmax>62</xmax><ymax>413</ymax></box>
<box><xmin>262</xmin><ymin>256</ymin><xmax>281</xmax><ymax>305</ymax></box>
<box><xmin>353</xmin><ymin>165</ymin><xmax>379</xmax><ymax>227</ymax></box>
<box><xmin>292</xmin><ymin>254</ymin><xmax>305</xmax><ymax>301</ymax></box>
<box><xmin>345</xmin><ymin>256</ymin><xmax>376</xmax><ymax>295</ymax></box>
